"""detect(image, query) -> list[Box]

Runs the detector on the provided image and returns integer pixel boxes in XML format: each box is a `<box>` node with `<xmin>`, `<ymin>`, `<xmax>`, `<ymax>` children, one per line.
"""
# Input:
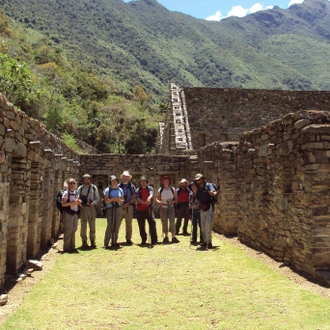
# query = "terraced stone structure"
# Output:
<box><xmin>3</xmin><ymin>84</ymin><xmax>330</xmax><ymax>289</ymax></box>
<box><xmin>158</xmin><ymin>83</ymin><xmax>330</xmax><ymax>154</ymax></box>
<box><xmin>0</xmin><ymin>95</ymin><xmax>80</xmax><ymax>289</ymax></box>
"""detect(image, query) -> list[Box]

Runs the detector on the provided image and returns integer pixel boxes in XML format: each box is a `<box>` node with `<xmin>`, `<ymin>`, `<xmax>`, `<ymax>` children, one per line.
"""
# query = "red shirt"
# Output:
<box><xmin>136</xmin><ymin>188</ymin><xmax>150</xmax><ymax>211</ymax></box>
<box><xmin>177</xmin><ymin>189</ymin><xmax>189</xmax><ymax>203</ymax></box>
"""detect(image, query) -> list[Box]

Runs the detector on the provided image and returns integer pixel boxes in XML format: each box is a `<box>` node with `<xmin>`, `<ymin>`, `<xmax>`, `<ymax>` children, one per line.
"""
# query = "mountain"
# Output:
<box><xmin>1</xmin><ymin>0</ymin><xmax>330</xmax><ymax>103</ymax></box>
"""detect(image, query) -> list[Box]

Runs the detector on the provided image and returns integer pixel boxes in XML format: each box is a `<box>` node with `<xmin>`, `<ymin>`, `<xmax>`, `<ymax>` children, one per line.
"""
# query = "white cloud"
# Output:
<box><xmin>206</xmin><ymin>3</ymin><xmax>273</xmax><ymax>21</ymax></box>
<box><xmin>206</xmin><ymin>10</ymin><xmax>223</xmax><ymax>21</ymax></box>
<box><xmin>249</xmin><ymin>3</ymin><xmax>264</xmax><ymax>14</ymax></box>
<box><xmin>288</xmin><ymin>0</ymin><xmax>304</xmax><ymax>6</ymax></box>
<box><xmin>228</xmin><ymin>5</ymin><xmax>248</xmax><ymax>18</ymax></box>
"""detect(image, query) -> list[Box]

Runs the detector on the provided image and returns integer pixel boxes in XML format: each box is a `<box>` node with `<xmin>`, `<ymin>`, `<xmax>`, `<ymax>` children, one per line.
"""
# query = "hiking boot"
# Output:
<box><xmin>172</xmin><ymin>237</ymin><xmax>180</xmax><ymax>243</ymax></box>
<box><xmin>163</xmin><ymin>237</ymin><xmax>169</xmax><ymax>244</ymax></box>
<box><xmin>126</xmin><ymin>239</ymin><xmax>133</xmax><ymax>245</ymax></box>
<box><xmin>207</xmin><ymin>243</ymin><xmax>213</xmax><ymax>249</ymax></box>
<box><xmin>91</xmin><ymin>240</ymin><xmax>97</xmax><ymax>249</ymax></box>
<box><xmin>82</xmin><ymin>240</ymin><xmax>89</xmax><ymax>249</ymax></box>
<box><xmin>183</xmin><ymin>231</ymin><xmax>189</xmax><ymax>236</ymax></box>
<box><xmin>190</xmin><ymin>240</ymin><xmax>197</xmax><ymax>245</ymax></box>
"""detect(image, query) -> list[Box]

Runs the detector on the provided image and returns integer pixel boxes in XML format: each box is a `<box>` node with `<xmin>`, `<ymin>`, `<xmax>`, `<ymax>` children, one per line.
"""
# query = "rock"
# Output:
<box><xmin>0</xmin><ymin>294</ymin><xmax>8</xmax><ymax>306</ymax></box>
<box><xmin>28</xmin><ymin>260</ymin><xmax>43</xmax><ymax>271</ymax></box>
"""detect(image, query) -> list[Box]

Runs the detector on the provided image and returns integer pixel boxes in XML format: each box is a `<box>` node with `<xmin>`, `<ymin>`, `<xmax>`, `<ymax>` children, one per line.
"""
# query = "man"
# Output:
<box><xmin>175</xmin><ymin>178</ymin><xmax>191</xmax><ymax>235</ymax></box>
<box><xmin>195</xmin><ymin>173</ymin><xmax>217</xmax><ymax>249</ymax></box>
<box><xmin>189</xmin><ymin>181</ymin><xmax>203</xmax><ymax>245</ymax></box>
<box><xmin>103</xmin><ymin>175</ymin><xmax>124</xmax><ymax>248</ymax></box>
<box><xmin>135</xmin><ymin>176</ymin><xmax>158</xmax><ymax>245</ymax></box>
<box><xmin>77</xmin><ymin>174</ymin><xmax>100</xmax><ymax>249</ymax></box>
<box><xmin>118</xmin><ymin>171</ymin><xmax>136</xmax><ymax>245</ymax></box>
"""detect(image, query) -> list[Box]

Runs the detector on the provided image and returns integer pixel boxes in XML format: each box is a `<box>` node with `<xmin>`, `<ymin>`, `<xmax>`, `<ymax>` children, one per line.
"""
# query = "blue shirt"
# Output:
<box><xmin>103</xmin><ymin>187</ymin><xmax>124</xmax><ymax>209</ymax></box>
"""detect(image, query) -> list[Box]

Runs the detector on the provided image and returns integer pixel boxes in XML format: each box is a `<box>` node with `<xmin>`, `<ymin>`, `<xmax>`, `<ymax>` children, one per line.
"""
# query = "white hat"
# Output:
<box><xmin>121</xmin><ymin>170</ymin><xmax>132</xmax><ymax>179</ymax></box>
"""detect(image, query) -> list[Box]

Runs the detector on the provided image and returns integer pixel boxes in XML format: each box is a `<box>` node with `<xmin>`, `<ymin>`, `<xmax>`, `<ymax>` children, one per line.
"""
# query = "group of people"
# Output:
<box><xmin>60</xmin><ymin>171</ymin><xmax>217</xmax><ymax>253</ymax></box>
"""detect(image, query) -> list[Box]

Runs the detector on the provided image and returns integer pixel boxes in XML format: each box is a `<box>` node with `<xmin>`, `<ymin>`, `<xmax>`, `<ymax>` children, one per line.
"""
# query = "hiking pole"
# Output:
<box><xmin>159</xmin><ymin>205</ymin><xmax>165</xmax><ymax>240</ymax></box>
<box><xmin>189</xmin><ymin>208</ymin><xmax>193</xmax><ymax>249</ymax></box>
<box><xmin>111</xmin><ymin>206</ymin><xmax>116</xmax><ymax>247</ymax></box>
<box><xmin>205</xmin><ymin>206</ymin><xmax>212</xmax><ymax>251</ymax></box>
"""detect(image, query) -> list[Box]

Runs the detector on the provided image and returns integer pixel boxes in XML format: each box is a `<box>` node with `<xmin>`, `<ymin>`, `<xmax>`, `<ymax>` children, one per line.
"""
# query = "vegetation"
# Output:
<box><xmin>0</xmin><ymin>9</ymin><xmax>159</xmax><ymax>153</ymax></box>
<box><xmin>1</xmin><ymin>220</ymin><xmax>330</xmax><ymax>329</ymax></box>
<box><xmin>1</xmin><ymin>0</ymin><xmax>330</xmax><ymax>152</ymax></box>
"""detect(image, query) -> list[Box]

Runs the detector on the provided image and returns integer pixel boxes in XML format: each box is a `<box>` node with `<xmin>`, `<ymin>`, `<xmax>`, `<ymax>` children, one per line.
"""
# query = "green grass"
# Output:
<box><xmin>1</xmin><ymin>219</ymin><xmax>330</xmax><ymax>329</ymax></box>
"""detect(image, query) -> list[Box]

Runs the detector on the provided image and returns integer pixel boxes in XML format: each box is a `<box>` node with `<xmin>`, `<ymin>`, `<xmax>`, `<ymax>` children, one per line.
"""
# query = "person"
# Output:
<box><xmin>156</xmin><ymin>175</ymin><xmax>179</xmax><ymax>244</ymax></box>
<box><xmin>118</xmin><ymin>171</ymin><xmax>136</xmax><ymax>245</ymax></box>
<box><xmin>135</xmin><ymin>176</ymin><xmax>158</xmax><ymax>245</ymax></box>
<box><xmin>77</xmin><ymin>173</ymin><xmax>100</xmax><ymax>249</ymax></box>
<box><xmin>61</xmin><ymin>178</ymin><xmax>81</xmax><ymax>253</ymax></box>
<box><xmin>195</xmin><ymin>173</ymin><xmax>217</xmax><ymax>249</ymax></box>
<box><xmin>188</xmin><ymin>181</ymin><xmax>203</xmax><ymax>245</ymax></box>
<box><xmin>103</xmin><ymin>175</ymin><xmax>124</xmax><ymax>249</ymax></box>
<box><xmin>175</xmin><ymin>178</ymin><xmax>191</xmax><ymax>235</ymax></box>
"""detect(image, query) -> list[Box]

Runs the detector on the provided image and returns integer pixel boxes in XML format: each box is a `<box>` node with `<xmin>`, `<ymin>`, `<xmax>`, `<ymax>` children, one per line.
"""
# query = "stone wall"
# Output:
<box><xmin>198</xmin><ymin>110</ymin><xmax>330</xmax><ymax>284</ymax></box>
<box><xmin>177</xmin><ymin>87</ymin><xmax>330</xmax><ymax>152</ymax></box>
<box><xmin>0</xmin><ymin>94</ymin><xmax>80</xmax><ymax>289</ymax></box>
<box><xmin>79</xmin><ymin>153</ymin><xmax>194</xmax><ymax>214</ymax></box>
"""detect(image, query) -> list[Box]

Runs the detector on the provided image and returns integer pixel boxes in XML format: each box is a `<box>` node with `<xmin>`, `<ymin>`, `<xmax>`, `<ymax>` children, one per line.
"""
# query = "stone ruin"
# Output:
<box><xmin>2</xmin><ymin>82</ymin><xmax>330</xmax><ymax>289</ymax></box>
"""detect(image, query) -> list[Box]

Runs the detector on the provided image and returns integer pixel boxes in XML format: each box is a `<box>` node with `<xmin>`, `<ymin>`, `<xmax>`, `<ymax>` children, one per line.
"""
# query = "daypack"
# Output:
<box><xmin>56</xmin><ymin>190</ymin><xmax>78</xmax><ymax>214</ymax></box>
<box><xmin>208</xmin><ymin>183</ymin><xmax>219</xmax><ymax>205</ymax></box>
<box><xmin>118</xmin><ymin>182</ymin><xmax>135</xmax><ymax>202</ymax></box>
<box><xmin>159</xmin><ymin>186</ymin><xmax>175</xmax><ymax>195</ymax></box>
<box><xmin>56</xmin><ymin>190</ymin><xmax>64</xmax><ymax>213</ymax></box>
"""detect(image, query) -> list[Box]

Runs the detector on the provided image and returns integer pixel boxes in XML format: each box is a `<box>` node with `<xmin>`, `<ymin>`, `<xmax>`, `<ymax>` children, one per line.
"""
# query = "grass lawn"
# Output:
<box><xmin>1</xmin><ymin>218</ymin><xmax>330</xmax><ymax>330</ymax></box>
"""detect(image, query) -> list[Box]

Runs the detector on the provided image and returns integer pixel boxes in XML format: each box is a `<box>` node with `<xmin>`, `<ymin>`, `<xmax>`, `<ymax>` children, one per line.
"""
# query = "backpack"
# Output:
<box><xmin>56</xmin><ymin>190</ymin><xmax>78</xmax><ymax>214</ymax></box>
<box><xmin>207</xmin><ymin>183</ymin><xmax>219</xmax><ymax>205</ymax></box>
<box><xmin>56</xmin><ymin>190</ymin><xmax>64</xmax><ymax>213</ymax></box>
<box><xmin>118</xmin><ymin>182</ymin><xmax>135</xmax><ymax>202</ymax></box>
<box><xmin>159</xmin><ymin>186</ymin><xmax>175</xmax><ymax>195</ymax></box>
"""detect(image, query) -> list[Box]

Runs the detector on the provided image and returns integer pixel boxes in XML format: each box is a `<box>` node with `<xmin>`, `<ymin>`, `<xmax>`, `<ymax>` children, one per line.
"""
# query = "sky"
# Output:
<box><xmin>123</xmin><ymin>0</ymin><xmax>308</xmax><ymax>20</ymax></box>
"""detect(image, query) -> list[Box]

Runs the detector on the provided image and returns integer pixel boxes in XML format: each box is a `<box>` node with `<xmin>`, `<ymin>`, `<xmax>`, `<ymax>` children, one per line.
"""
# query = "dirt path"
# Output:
<box><xmin>1</xmin><ymin>233</ymin><xmax>330</xmax><ymax>325</ymax></box>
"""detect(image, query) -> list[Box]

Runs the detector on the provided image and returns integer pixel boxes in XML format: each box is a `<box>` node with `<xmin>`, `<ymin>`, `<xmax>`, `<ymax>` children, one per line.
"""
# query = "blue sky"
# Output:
<box><xmin>123</xmin><ymin>0</ymin><xmax>308</xmax><ymax>20</ymax></box>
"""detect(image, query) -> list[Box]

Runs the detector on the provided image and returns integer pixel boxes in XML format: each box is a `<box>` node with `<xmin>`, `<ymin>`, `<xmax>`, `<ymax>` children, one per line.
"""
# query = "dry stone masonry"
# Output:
<box><xmin>158</xmin><ymin>84</ymin><xmax>330</xmax><ymax>154</ymax></box>
<box><xmin>0</xmin><ymin>94</ymin><xmax>80</xmax><ymax>289</ymax></box>
<box><xmin>3</xmin><ymin>84</ymin><xmax>330</xmax><ymax>289</ymax></box>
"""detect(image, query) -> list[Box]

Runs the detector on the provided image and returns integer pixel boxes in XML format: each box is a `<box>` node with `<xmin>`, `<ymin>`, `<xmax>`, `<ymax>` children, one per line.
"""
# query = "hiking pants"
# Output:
<box><xmin>191</xmin><ymin>210</ymin><xmax>203</xmax><ymax>243</ymax></box>
<box><xmin>63</xmin><ymin>211</ymin><xmax>78</xmax><ymax>252</ymax></box>
<box><xmin>175</xmin><ymin>203</ymin><xmax>190</xmax><ymax>234</ymax></box>
<box><xmin>104</xmin><ymin>207</ymin><xmax>122</xmax><ymax>246</ymax></box>
<box><xmin>200</xmin><ymin>207</ymin><xmax>214</xmax><ymax>244</ymax></box>
<box><xmin>136</xmin><ymin>209</ymin><xmax>158</xmax><ymax>244</ymax></box>
<box><xmin>80</xmin><ymin>205</ymin><xmax>96</xmax><ymax>242</ymax></box>
<box><xmin>120</xmin><ymin>204</ymin><xmax>134</xmax><ymax>241</ymax></box>
<box><xmin>161</xmin><ymin>206</ymin><xmax>175</xmax><ymax>235</ymax></box>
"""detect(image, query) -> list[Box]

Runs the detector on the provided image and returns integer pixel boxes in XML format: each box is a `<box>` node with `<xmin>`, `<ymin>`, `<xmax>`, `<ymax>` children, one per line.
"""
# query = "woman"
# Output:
<box><xmin>103</xmin><ymin>175</ymin><xmax>124</xmax><ymax>248</ymax></box>
<box><xmin>61</xmin><ymin>178</ymin><xmax>81</xmax><ymax>253</ymax></box>
<box><xmin>156</xmin><ymin>175</ymin><xmax>179</xmax><ymax>244</ymax></box>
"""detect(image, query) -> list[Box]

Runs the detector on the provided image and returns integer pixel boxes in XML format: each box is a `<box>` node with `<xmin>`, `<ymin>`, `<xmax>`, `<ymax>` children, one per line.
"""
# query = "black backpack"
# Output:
<box><xmin>208</xmin><ymin>183</ymin><xmax>219</xmax><ymax>205</ymax></box>
<box><xmin>56</xmin><ymin>190</ymin><xmax>78</xmax><ymax>213</ymax></box>
<box><xmin>56</xmin><ymin>190</ymin><xmax>64</xmax><ymax>213</ymax></box>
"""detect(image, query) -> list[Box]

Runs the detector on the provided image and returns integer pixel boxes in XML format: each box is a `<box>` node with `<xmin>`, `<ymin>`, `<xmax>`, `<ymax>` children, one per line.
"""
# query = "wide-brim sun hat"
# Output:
<box><xmin>194</xmin><ymin>173</ymin><xmax>204</xmax><ymax>181</ymax></box>
<box><xmin>160</xmin><ymin>175</ymin><xmax>173</xmax><ymax>185</ymax></box>
<box><xmin>180</xmin><ymin>178</ymin><xmax>188</xmax><ymax>184</ymax></box>
<box><xmin>109</xmin><ymin>175</ymin><xmax>118</xmax><ymax>182</ymax></box>
<box><xmin>139</xmin><ymin>176</ymin><xmax>148</xmax><ymax>182</ymax></box>
<box><xmin>120</xmin><ymin>170</ymin><xmax>132</xmax><ymax>179</ymax></box>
